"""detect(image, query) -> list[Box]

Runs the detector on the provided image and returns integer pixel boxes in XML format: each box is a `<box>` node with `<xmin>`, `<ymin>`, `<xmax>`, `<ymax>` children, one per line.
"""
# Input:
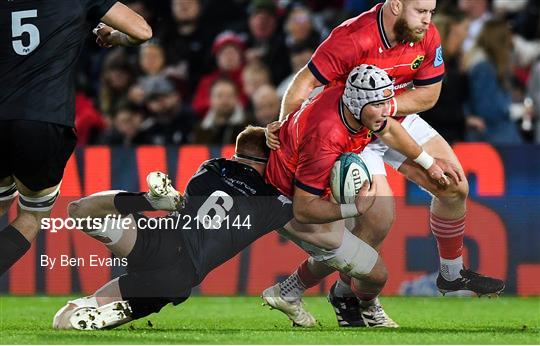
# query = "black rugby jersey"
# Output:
<box><xmin>0</xmin><ymin>0</ymin><xmax>116</xmax><ymax>126</ymax></box>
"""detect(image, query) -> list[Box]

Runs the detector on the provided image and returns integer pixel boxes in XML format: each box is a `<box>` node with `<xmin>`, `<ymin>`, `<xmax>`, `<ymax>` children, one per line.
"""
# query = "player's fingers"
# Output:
<box><xmin>96</xmin><ymin>25</ymin><xmax>113</xmax><ymax>38</ymax></box>
<box><xmin>430</xmin><ymin>170</ymin><xmax>442</xmax><ymax>181</ymax></box>
<box><xmin>368</xmin><ymin>180</ymin><xmax>377</xmax><ymax>195</ymax></box>
<box><xmin>267</xmin><ymin>136</ymin><xmax>280</xmax><ymax>147</ymax></box>
<box><xmin>439</xmin><ymin>176</ymin><xmax>450</xmax><ymax>186</ymax></box>
<box><xmin>95</xmin><ymin>37</ymin><xmax>106</xmax><ymax>47</ymax></box>
<box><xmin>357</xmin><ymin>181</ymin><xmax>367</xmax><ymax>192</ymax></box>
<box><xmin>358</xmin><ymin>181</ymin><xmax>370</xmax><ymax>195</ymax></box>
<box><xmin>445</xmin><ymin>168</ymin><xmax>460</xmax><ymax>185</ymax></box>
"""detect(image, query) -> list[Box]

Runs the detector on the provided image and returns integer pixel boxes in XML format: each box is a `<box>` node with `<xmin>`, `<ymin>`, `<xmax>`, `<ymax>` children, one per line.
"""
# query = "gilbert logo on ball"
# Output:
<box><xmin>330</xmin><ymin>153</ymin><xmax>372</xmax><ymax>204</ymax></box>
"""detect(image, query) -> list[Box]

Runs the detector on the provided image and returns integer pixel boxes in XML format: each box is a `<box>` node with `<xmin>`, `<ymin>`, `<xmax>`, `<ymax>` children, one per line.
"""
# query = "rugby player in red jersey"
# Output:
<box><xmin>263</xmin><ymin>0</ymin><xmax>505</xmax><ymax>328</ymax></box>
<box><xmin>262</xmin><ymin>64</ymin><xmax>461</xmax><ymax>327</ymax></box>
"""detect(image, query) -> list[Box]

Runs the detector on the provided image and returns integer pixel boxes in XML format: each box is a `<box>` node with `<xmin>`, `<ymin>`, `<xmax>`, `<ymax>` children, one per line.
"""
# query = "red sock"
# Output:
<box><xmin>430</xmin><ymin>213</ymin><xmax>465</xmax><ymax>259</ymax></box>
<box><xmin>350</xmin><ymin>278</ymin><xmax>378</xmax><ymax>301</ymax></box>
<box><xmin>339</xmin><ymin>272</ymin><xmax>351</xmax><ymax>285</ymax></box>
<box><xmin>296</xmin><ymin>259</ymin><xmax>326</xmax><ymax>288</ymax></box>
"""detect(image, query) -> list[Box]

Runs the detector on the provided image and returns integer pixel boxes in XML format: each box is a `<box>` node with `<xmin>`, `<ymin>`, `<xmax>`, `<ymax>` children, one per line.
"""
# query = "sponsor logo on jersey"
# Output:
<box><xmin>395</xmin><ymin>81</ymin><xmax>413</xmax><ymax>90</ymax></box>
<box><xmin>434</xmin><ymin>45</ymin><xmax>444</xmax><ymax>67</ymax></box>
<box><xmin>411</xmin><ymin>55</ymin><xmax>425</xmax><ymax>70</ymax></box>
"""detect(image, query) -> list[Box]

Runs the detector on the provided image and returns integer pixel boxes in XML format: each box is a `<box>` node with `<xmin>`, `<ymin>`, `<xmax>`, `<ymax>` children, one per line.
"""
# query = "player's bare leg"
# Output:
<box><xmin>399</xmin><ymin>135</ymin><xmax>504</xmax><ymax>296</ymax></box>
<box><xmin>0</xmin><ymin>177</ymin><xmax>60</xmax><ymax>275</ymax></box>
<box><xmin>262</xmin><ymin>220</ymin><xmax>343</xmax><ymax>327</ymax></box>
<box><xmin>0</xmin><ymin>176</ymin><xmax>17</xmax><ymax>217</ymax></box>
<box><xmin>68</xmin><ymin>171</ymin><xmax>181</xmax><ymax>256</ymax></box>
<box><xmin>53</xmin><ymin>172</ymin><xmax>184</xmax><ymax>330</ymax></box>
<box><xmin>54</xmin><ymin>194</ymin><xmax>141</xmax><ymax>330</ymax></box>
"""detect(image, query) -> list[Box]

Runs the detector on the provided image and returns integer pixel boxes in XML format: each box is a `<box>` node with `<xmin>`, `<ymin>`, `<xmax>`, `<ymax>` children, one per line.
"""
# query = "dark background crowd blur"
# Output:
<box><xmin>74</xmin><ymin>0</ymin><xmax>540</xmax><ymax>147</ymax></box>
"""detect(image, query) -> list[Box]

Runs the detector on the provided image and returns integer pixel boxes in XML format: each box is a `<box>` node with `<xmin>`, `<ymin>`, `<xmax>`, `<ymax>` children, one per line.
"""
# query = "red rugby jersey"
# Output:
<box><xmin>265</xmin><ymin>85</ymin><xmax>378</xmax><ymax>198</ymax></box>
<box><xmin>308</xmin><ymin>3</ymin><xmax>445</xmax><ymax>94</ymax></box>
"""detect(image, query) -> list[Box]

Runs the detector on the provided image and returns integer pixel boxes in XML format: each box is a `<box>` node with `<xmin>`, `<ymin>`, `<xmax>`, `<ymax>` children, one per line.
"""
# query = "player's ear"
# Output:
<box><xmin>389</xmin><ymin>0</ymin><xmax>402</xmax><ymax>16</ymax></box>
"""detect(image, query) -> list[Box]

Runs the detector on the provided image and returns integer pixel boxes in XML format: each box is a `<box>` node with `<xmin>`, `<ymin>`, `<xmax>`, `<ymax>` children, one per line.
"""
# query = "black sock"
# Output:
<box><xmin>0</xmin><ymin>225</ymin><xmax>31</xmax><ymax>275</ymax></box>
<box><xmin>114</xmin><ymin>192</ymin><xmax>155</xmax><ymax>215</ymax></box>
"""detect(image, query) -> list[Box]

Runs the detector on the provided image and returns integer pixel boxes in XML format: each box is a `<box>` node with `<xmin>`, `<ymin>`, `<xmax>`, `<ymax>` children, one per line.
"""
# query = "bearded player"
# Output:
<box><xmin>263</xmin><ymin>0</ymin><xmax>505</xmax><ymax>328</ymax></box>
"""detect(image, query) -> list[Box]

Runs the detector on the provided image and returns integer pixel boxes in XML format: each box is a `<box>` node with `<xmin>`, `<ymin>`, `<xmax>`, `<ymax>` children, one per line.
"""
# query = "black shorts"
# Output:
<box><xmin>118</xmin><ymin>214</ymin><xmax>197</xmax><ymax>318</ymax></box>
<box><xmin>0</xmin><ymin>120</ymin><xmax>77</xmax><ymax>191</ymax></box>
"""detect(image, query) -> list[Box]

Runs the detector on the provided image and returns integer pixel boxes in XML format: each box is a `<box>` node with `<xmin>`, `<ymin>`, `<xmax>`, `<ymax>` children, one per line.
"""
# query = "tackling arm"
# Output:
<box><xmin>292</xmin><ymin>180</ymin><xmax>376</xmax><ymax>224</ymax></box>
<box><xmin>279</xmin><ymin>65</ymin><xmax>322</xmax><ymax>120</ymax></box>
<box><xmin>292</xmin><ymin>187</ymin><xmax>343</xmax><ymax>224</ymax></box>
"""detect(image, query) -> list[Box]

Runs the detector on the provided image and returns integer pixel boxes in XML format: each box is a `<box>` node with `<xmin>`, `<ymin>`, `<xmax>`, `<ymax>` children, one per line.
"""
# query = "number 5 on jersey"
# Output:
<box><xmin>12</xmin><ymin>10</ymin><xmax>40</xmax><ymax>56</ymax></box>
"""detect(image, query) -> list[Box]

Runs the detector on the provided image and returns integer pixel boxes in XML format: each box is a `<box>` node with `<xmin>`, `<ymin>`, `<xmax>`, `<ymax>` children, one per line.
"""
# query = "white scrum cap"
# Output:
<box><xmin>342</xmin><ymin>64</ymin><xmax>395</xmax><ymax>120</ymax></box>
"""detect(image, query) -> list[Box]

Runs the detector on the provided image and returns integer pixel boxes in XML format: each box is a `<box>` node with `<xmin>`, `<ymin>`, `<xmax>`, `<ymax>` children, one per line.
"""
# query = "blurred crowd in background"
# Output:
<box><xmin>74</xmin><ymin>0</ymin><xmax>540</xmax><ymax>147</ymax></box>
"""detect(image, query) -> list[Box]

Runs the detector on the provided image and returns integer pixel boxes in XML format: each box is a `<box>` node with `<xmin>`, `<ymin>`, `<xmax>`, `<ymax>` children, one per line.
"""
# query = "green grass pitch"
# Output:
<box><xmin>0</xmin><ymin>296</ymin><xmax>538</xmax><ymax>344</ymax></box>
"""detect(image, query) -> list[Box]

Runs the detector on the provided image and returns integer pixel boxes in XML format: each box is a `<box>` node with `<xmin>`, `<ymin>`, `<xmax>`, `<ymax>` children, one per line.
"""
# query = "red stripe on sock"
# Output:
<box><xmin>430</xmin><ymin>213</ymin><xmax>465</xmax><ymax>260</ymax></box>
<box><xmin>431</xmin><ymin>226</ymin><xmax>465</xmax><ymax>236</ymax></box>
<box><xmin>431</xmin><ymin>214</ymin><xmax>465</xmax><ymax>225</ymax></box>
<box><xmin>296</xmin><ymin>259</ymin><xmax>324</xmax><ymax>288</ymax></box>
<box><xmin>431</xmin><ymin>221</ymin><xmax>465</xmax><ymax>230</ymax></box>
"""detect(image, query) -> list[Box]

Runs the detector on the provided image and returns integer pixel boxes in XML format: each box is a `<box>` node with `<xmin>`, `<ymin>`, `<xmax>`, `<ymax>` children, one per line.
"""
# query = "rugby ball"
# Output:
<box><xmin>330</xmin><ymin>153</ymin><xmax>372</xmax><ymax>204</ymax></box>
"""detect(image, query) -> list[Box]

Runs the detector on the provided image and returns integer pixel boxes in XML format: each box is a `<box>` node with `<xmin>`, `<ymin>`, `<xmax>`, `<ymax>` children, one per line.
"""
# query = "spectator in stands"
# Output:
<box><xmin>157</xmin><ymin>0</ymin><xmax>219</xmax><ymax>95</ymax></box>
<box><xmin>98</xmin><ymin>102</ymin><xmax>145</xmax><ymax>146</ymax></box>
<box><xmin>138</xmin><ymin>75</ymin><xmax>197</xmax><ymax>145</ymax></box>
<box><xmin>277</xmin><ymin>42</ymin><xmax>316</xmax><ymax>98</ymax></box>
<box><xmin>284</xmin><ymin>4</ymin><xmax>322</xmax><ymax>49</ymax></box>
<box><xmin>192</xmin><ymin>31</ymin><xmax>248</xmax><ymax>118</ymax></box>
<box><xmin>463</xmin><ymin>19</ymin><xmax>523</xmax><ymax>144</ymax></box>
<box><xmin>99</xmin><ymin>51</ymin><xmax>137</xmax><ymax>117</ymax></box>
<box><xmin>459</xmin><ymin>0</ymin><xmax>493</xmax><ymax>53</ymax></box>
<box><xmin>129</xmin><ymin>42</ymin><xmax>168</xmax><ymax>105</ymax></box>
<box><xmin>245</xmin><ymin>0</ymin><xmax>291</xmax><ymax>85</ymax></box>
<box><xmin>194</xmin><ymin>78</ymin><xmax>247</xmax><ymax>145</ymax></box>
<box><xmin>139</xmin><ymin>42</ymin><xmax>166</xmax><ymax>77</ymax></box>
<box><xmin>251</xmin><ymin>84</ymin><xmax>280</xmax><ymax>127</ymax></box>
<box><xmin>422</xmin><ymin>10</ymin><xmax>470</xmax><ymax>144</ymax></box>
<box><xmin>242</xmin><ymin>62</ymin><xmax>272</xmax><ymax>100</ymax></box>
